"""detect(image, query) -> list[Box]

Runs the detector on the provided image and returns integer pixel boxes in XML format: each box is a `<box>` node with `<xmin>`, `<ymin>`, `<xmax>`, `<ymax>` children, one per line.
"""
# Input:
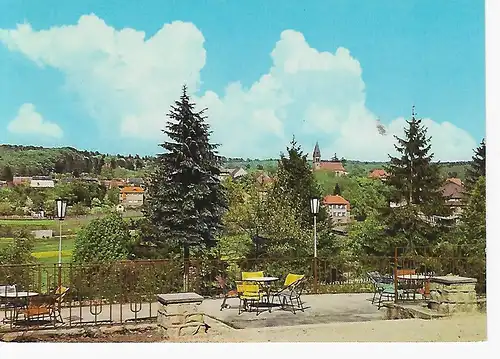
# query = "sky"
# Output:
<box><xmin>0</xmin><ymin>0</ymin><xmax>485</xmax><ymax>161</ymax></box>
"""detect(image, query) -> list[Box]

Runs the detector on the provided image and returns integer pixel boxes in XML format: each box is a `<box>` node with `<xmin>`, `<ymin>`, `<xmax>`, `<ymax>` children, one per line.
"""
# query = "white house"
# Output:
<box><xmin>30</xmin><ymin>177</ymin><xmax>55</xmax><ymax>188</ymax></box>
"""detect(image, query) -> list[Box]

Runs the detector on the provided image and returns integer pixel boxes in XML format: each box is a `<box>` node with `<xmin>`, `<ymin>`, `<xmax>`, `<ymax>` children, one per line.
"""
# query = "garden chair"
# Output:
<box><xmin>240</xmin><ymin>271</ymin><xmax>263</xmax><ymax>299</ymax></box>
<box><xmin>19</xmin><ymin>294</ymin><xmax>58</xmax><ymax>324</ymax></box>
<box><xmin>52</xmin><ymin>286</ymin><xmax>70</xmax><ymax>323</ymax></box>
<box><xmin>367</xmin><ymin>272</ymin><xmax>393</xmax><ymax>304</ymax></box>
<box><xmin>236</xmin><ymin>281</ymin><xmax>265</xmax><ymax>315</ymax></box>
<box><xmin>367</xmin><ymin>272</ymin><xmax>402</xmax><ymax>309</ymax></box>
<box><xmin>272</xmin><ymin>274</ymin><xmax>306</xmax><ymax>314</ymax></box>
<box><xmin>0</xmin><ymin>285</ymin><xmax>17</xmax><ymax>323</ymax></box>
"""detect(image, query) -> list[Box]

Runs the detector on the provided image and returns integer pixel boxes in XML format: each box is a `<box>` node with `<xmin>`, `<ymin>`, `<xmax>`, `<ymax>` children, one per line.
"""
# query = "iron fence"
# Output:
<box><xmin>0</xmin><ymin>252</ymin><xmax>486</xmax><ymax>333</ymax></box>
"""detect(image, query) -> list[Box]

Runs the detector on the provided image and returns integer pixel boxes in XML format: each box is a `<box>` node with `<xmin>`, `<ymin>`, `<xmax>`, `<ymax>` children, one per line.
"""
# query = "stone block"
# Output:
<box><xmin>445</xmin><ymin>283</ymin><xmax>477</xmax><ymax>292</ymax></box>
<box><xmin>164</xmin><ymin>302</ymin><xmax>200</xmax><ymax>315</ymax></box>
<box><xmin>156</xmin><ymin>292</ymin><xmax>207</xmax><ymax>339</ymax></box>
<box><xmin>440</xmin><ymin>290</ymin><xmax>477</xmax><ymax>303</ymax></box>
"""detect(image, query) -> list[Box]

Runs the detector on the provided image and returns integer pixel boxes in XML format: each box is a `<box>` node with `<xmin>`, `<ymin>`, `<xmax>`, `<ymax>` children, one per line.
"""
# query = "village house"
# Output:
<box><xmin>368</xmin><ymin>169</ymin><xmax>389</xmax><ymax>181</ymax></box>
<box><xmin>219</xmin><ymin>167</ymin><xmax>248</xmax><ymax>181</ymax></box>
<box><xmin>30</xmin><ymin>176</ymin><xmax>55</xmax><ymax>188</ymax></box>
<box><xmin>442</xmin><ymin>178</ymin><xmax>465</xmax><ymax>216</ymax></box>
<box><xmin>12</xmin><ymin>176</ymin><xmax>31</xmax><ymax>186</ymax></box>
<box><xmin>120</xmin><ymin>186</ymin><xmax>145</xmax><ymax>208</ymax></box>
<box><xmin>0</xmin><ymin>180</ymin><xmax>7</xmax><ymax>188</ymax></box>
<box><xmin>312</xmin><ymin>143</ymin><xmax>347</xmax><ymax>176</ymax></box>
<box><xmin>323</xmin><ymin>195</ymin><xmax>351</xmax><ymax>223</ymax></box>
<box><xmin>256</xmin><ymin>172</ymin><xmax>273</xmax><ymax>186</ymax></box>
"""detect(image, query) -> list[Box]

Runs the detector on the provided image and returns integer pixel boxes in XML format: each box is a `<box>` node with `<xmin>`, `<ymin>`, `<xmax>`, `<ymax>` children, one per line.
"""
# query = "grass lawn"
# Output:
<box><xmin>0</xmin><ymin>236</ymin><xmax>75</xmax><ymax>263</ymax></box>
<box><xmin>0</xmin><ymin>212</ymin><xmax>142</xmax><ymax>232</ymax></box>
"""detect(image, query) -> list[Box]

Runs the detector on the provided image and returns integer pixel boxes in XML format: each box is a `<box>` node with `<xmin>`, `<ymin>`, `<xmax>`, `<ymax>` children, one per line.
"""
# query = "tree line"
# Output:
<box><xmin>0</xmin><ymin>145</ymin><xmax>155</xmax><ymax>180</ymax></box>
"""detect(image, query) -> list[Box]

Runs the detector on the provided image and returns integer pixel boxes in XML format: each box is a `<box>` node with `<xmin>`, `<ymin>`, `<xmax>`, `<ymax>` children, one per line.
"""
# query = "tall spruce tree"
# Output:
<box><xmin>270</xmin><ymin>137</ymin><xmax>324</xmax><ymax>226</ymax></box>
<box><xmin>465</xmin><ymin>139</ymin><xmax>486</xmax><ymax>191</ymax></box>
<box><xmin>143</xmin><ymin>86</ymin><xmax>226</xmax><ymax>259</ymax></box>
<box><xmin>385</xmin><ymin>106</ymin><xmax>445</xmax><ymax>213</ymax></box>
<box><xmin>381</xmin><ymin>107</ymin><xmax>447</xmax><ymax>252</ymax></box>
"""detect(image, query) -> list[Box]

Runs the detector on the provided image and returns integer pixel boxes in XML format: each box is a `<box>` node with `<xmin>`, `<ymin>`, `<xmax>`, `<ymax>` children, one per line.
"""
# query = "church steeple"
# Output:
<box><xmin>313</xmin><ymin>142</ymin><xmax>321</xmax><ymax>162</ymax></box>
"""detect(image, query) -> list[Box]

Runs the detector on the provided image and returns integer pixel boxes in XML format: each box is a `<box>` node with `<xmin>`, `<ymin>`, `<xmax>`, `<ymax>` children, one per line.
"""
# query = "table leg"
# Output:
<box><xmin>267</xmin><ymin>287</ymin><xmax>271</xmax><ymax>313</ymax></box>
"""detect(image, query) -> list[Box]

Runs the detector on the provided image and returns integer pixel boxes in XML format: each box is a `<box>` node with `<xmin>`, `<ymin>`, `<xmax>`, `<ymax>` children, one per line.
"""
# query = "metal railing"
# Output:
<box><xmin>0</xmin><ymin>252</ymin><xmax>485</xmax><ymax>333</ymax></box>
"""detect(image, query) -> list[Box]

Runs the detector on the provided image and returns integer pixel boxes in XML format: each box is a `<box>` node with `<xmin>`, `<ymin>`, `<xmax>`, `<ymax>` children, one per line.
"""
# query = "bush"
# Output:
<box><xmin>72</xmin><ymin>212</ymin><xmax>131</xmax><ymax>263</ymax></box>
<box><xmin>0</xmin><ymin>229</ymin><xmax>36</xmax><ymax>288</ymax></box>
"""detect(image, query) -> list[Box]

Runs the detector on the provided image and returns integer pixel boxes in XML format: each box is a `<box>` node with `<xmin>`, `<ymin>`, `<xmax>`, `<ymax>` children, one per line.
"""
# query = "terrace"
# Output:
<box><xmin>0</xmin><ymin>247</ymin><xmax>486</xmax><ymax>336</ymax></box>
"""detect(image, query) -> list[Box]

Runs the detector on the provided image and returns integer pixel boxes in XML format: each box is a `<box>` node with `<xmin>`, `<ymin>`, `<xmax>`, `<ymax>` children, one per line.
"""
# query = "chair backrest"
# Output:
<box><xmin>242</xmin><ymin>271</ymin><xmax>264</xmax><ymax>280</ymax></box>
<box><xmin>284</xmin><ymin>274</ymin><xmax>304</xmax><ymax>287</ymax></box>
<box><xmin>396</xmin><ymin>269</ymin><xmax>416</xmax><ymax>276</ymax></box>
<box><xmin>53</xmin><ymin>286</ymin><xmax>70</xmax><ymax>305</ymax></box>
<box><xmin>29</xmin><ymin>294</ymin><xmax>57</xmax><ymax>308</ymax></box>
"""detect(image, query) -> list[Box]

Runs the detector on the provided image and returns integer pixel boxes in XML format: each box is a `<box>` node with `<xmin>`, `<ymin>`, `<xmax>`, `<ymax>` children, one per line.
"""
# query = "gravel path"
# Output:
<box><xmin>172</xmin><ymin>314</ymin><xmax>487</xmax><ymax>342</ymax></box>
<box><xmin>9</xmin><ymin>313</ymin><xmax>487</xmax><ymax>343</ymax></box>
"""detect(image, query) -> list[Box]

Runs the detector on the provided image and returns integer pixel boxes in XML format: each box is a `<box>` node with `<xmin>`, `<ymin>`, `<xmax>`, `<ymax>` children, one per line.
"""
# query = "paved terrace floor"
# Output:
<box><xmin>1</xmin><ymin>293</ymin><xmax>386</xmax><ymax>331</ymax></box>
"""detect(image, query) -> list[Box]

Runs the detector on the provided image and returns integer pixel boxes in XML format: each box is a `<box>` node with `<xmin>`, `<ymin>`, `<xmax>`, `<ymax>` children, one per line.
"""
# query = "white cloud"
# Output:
<box><xmin>0</xmin><ymin>15</ymin><xmax>477</xmax><ymax>160</ymax></box>
<box><xmin>7</xmin><ymin>103</ymin><xmax>63</xmax><ymax>138</ymax></box>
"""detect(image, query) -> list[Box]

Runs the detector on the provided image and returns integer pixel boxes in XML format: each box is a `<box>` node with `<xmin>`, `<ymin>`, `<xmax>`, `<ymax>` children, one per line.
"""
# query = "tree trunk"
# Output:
<box><xmin>183</xmin><ymin>244</ymin><xmax>190</xmax><ymax>292</ymax></box>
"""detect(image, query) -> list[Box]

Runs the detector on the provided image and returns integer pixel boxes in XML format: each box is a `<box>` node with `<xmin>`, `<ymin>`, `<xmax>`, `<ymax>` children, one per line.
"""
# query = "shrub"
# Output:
<box><xmin>0</xmin><ymin>229</ymin><xmax>36</xmax><ymax>288</ymax></box>
<box><xmin>72</xmin><ymin>212</ymin><xmax>131</xmax><ymax>263</ymax></box>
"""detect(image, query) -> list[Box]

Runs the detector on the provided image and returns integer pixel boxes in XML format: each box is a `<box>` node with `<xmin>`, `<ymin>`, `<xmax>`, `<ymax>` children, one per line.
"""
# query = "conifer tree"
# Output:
<box><xmin>381</xmin><ymin>107</ymin><xmax>447</xmax><ymax>251</ymax></box>
<box><xmin>465</xmin><ymin>139</ymin><xmax>485</xmax><ymax>191</ymax></box>
<box><xmin>143</xmin><ymin>86</ymin><xmax>226</xmax><ymax>259</ymax></box>
<box><xmin>270</xmin><ymin>137</ymin><xmax>323</xmax><ymax>226</ymax></box>
<box><xmin>385</xmin><ymin>106</ymin><xmax>445</xmax><ymax>213</ymax></box>
<box><xmin>333</xmin><ymin>183</ymin><xmax>342</xmax><ymax>196</ymax></box>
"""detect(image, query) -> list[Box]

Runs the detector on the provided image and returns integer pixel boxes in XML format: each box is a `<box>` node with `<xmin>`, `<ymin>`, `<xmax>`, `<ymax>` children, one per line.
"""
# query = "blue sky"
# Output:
<box><xmin>0</xmin><ymin>0</ymin><xmax>485</xmax><ymax>160</ymax></box>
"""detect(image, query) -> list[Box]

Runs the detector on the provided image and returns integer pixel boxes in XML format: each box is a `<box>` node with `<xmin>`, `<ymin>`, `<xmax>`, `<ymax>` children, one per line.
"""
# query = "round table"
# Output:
<box><xmin>0</xmin><ymin>291</ymin><xmax>39</xmax><ymax>323</ymax></box>
<box><xmin>0</xmin><ymin>291</ymin><xmax>39</xmax><ymax>298</ymax></box>
<box><xmin>243</xmin><ymin>277</ymin><xmax>279</xmax><ymax>312</ymax></box>
<box><xmin>244</xmin><ymin>277</ymin><xmax>279</xmax><ymax>283</ymax></box>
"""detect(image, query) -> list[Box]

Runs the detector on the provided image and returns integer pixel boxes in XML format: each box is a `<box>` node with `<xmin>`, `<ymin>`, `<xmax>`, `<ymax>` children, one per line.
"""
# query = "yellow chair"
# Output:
<box><xmin>236</xmin><ymin>281</ymin><xmax>264</xmax><ymax>315</ymax></box>
<box><xmin>273</xmin><ymin>274</ymin><xmax>306</xmax><ymax>314</ymax></box>
<box><xmin>284</xmin><ymin>274</ymin><xmax>304</xmax><ymax>287</ymax></box>
<box><xmin>241</xmin><ymin>271</ymin><xmax>263</xmax><ymax>294</ymax></box>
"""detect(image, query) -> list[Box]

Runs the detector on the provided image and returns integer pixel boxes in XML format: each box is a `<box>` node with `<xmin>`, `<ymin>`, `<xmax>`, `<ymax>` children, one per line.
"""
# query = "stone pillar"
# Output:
<box><xmin>428</xmin><ymin>276</ymin><xmax>477</xmax><ymax>314</ymax></box>
<box><xmin>157</xmin><ymin>292</ymin><xmax>208</xmax><ymax>338</ymax></box>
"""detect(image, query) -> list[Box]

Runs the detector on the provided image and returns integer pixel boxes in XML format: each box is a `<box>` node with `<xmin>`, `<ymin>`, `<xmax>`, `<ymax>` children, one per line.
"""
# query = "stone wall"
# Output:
<box><xmin>157</xmin><ymin>293</ymin><xmax>208</xmax><ymax>338</ymax></box>
<box><xmin>428</xmin><ymin>276</ymin><xmax>478</xmax><ymax>314</ymax></box>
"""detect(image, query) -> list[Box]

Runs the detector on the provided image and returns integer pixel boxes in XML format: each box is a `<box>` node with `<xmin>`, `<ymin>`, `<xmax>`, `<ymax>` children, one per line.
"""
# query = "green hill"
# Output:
<box><xmin>0</xmin><ymin>144</ymin><xmax>153</xmax><ymax>179</ymax></box>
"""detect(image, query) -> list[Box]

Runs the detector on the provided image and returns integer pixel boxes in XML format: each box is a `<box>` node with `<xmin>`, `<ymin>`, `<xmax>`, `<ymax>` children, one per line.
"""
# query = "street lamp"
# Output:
<box><xmin>310</xmin><ymin>197</ymin><xmax>320</xmax><ymax>257</ymax></box>
<box><xmin>310</xmin><ymin>197</ymin><xmax>320</xmax><ymax>293</ymax></box>
<box><xmin>55</xmin><ymin>199</ymin><xmax>67</xmax><ymax>268</ymax></box>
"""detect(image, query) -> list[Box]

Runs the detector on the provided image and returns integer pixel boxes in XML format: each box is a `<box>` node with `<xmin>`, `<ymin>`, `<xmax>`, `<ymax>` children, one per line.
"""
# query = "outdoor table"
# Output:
<box><xmin>0</xmin><ymin>291</ymin><xmax>39</xmax><ymax>323</ymax></box>
<box><xmin>243</xmin><ymin>277</ymin><xmax>279</xmax><ymax>312</ymax></box>
<box><xmin>397</xmin><ymin>275</ymin><xmax>432</xmax><ymax>300</ymax></box>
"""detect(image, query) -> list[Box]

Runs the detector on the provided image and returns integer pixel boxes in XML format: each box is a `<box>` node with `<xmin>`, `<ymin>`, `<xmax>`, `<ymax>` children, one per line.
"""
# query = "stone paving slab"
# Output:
<box><xmin>1</xmin><ymin>293</ymin><xmax>385</xmax><ymax>331</ymax></box>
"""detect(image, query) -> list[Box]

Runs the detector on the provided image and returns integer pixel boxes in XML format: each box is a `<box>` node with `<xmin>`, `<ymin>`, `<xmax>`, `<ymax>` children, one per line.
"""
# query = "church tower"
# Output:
<box><xmin>313</xmin><ymin>142</ymin><xmax>321</xmax><ymax>170</ymax></box>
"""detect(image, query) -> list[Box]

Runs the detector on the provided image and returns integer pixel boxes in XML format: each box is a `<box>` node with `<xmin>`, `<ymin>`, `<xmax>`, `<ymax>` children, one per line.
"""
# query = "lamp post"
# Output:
<box><xmin>55</xmin><ymin>198</ymin><xmax>67</xmax><ymax>289</ymax></box>
<box><xmin>310</xmin><ymin>197</ymin><xmax>320</xmax><ymax>293</ymax></box>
